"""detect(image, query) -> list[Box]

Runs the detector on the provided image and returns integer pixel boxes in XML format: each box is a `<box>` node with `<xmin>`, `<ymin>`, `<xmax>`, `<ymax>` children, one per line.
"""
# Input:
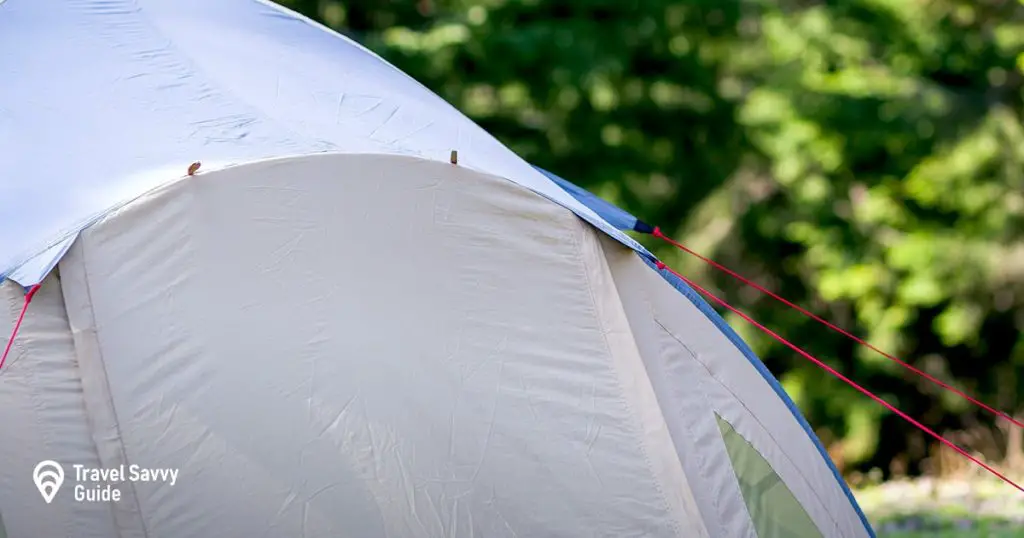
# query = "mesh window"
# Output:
<box><xmin>716</xmin><ymin>414</ymin><xmax>824</xmax><ymax>538</ymax></box>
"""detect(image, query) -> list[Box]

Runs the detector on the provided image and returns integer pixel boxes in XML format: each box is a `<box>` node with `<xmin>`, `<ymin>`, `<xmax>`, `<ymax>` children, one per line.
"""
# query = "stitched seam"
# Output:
<box><xmin>569</xmin><ymin>224</ymin><xmax>685</xmax><ymax>538</ymax></box>
<box><xmin>78</xmin><ymin>239</ymin><xmax>152</xmax><ymax>538</ymax></box>
<box><xmin>655</xmin><ymin>319</ymin><xmax>842</xmax><ymax>537</ymax></box>
<box><xmin>649</xmin><ymin>306</ymin><xmax>750</xmax><ymax>538</ymax></box>
<box><xmin>6</xmin><ymin>281</ymin><xmax>77</xmax><ymax>537</ymax></box>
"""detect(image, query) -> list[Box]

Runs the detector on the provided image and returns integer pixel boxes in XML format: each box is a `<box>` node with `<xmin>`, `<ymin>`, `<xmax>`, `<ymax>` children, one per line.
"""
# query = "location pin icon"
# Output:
<box><xmin>33</xmin><ymin>461</ymin><xmax>64</xmax><ymax>504</ymax></box>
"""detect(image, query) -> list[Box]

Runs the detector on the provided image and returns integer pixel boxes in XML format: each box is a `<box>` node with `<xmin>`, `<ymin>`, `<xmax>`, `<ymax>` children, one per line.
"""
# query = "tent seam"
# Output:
<box><xmin>643</xmin><ymin>256</ymin><xmax>875</xmax><ymax>537</ymax></box>
<box><xmin>534</xmin><ymin>168</ymin><xmax>873</xmax><ymax>536</ymax></box>
<box><xmin>3</xmin><ymin>281</ymin><xmax>77</xmax><ymax>538</ymax></box>
<box><xmin>642</xmin><ymin>299</ymin><xmax>741</xmax><ymax>538</ymax></box>
<box><xmin>655</xmin><ymin>318</ymin><xmax>844</xmax><ymax>536</ymax></box>
<box><xmin>568</xmin><ymin>221</ymin><xmax>688</xmax><ymax>538</ymax></box>
<box><xmin>76</xmin><ymin>240</ymin><xmax>152</xmax><ymax>538</ymax></box>
<box><xmin>659</xmin><ymin>310</ymin><xmax>755</xmax><ymax>537</ymax></box>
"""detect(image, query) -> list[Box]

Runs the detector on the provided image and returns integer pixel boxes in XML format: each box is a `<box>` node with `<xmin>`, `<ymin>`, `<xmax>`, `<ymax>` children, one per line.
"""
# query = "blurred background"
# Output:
<box><xmin>275</xmin><ymin>0</ymin><xmax>1024</xmax><ymax>534</ymax></box>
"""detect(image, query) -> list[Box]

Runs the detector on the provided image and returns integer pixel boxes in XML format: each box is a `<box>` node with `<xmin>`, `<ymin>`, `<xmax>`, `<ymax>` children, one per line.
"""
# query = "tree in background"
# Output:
<box><xmin>276</xmin><ymin>0</ymin><xmax>1024</xmax><ymax>480</ymax></box>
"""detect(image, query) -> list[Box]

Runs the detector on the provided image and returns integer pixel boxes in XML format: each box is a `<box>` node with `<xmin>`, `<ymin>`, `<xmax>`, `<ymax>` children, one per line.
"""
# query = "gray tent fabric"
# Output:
<box><xmin>0</xmin><ymin>155</ymin><xmax>871</xmax><ymax>537</ymax></box>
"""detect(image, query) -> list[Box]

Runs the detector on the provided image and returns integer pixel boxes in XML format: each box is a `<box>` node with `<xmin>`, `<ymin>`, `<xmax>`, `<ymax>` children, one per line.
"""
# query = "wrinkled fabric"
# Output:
<box><xmin>0</xmin><ymin>277</ymin><xmax>120</xmax><ymax>538</ymax></box>
<box><xmin>0</xmin><ymin>155</ymin><xmax>706</xmax><ymax>537</ymax></box>
<box><xmin>0</xmin><ymin>0</ymin><xmax>642</xmax><ymax>285</ymax></box>
<box><xmin>602</xmin><ymin>236</ymin><xmax>873</xmax><ymax>538</ymax></box>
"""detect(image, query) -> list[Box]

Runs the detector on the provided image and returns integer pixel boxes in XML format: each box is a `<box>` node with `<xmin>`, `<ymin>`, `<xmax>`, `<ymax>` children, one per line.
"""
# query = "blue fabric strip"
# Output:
<box><xmin>534</xmin><ymin>166</ymin><xmax>639</xmax><ymax>231</ymax></box>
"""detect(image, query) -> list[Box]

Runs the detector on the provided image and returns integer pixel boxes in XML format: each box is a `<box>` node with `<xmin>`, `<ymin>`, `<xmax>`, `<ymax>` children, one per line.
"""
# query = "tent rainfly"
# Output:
<box><xmin>0</xmin><ymin>1</ymin><xmax>875</xmax><ymax>537</ymax></box>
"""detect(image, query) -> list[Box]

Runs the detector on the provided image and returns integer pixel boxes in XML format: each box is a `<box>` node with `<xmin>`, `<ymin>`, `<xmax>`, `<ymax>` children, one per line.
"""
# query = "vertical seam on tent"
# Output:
<box><xmin>689</xmin><ymin>362</ymin><xmax>758</xmax><ymax>538</ymax></box>
<box><xmin>59</xmin><ymin>263</ymin><xmax>123</xmax><ymax>534</ymax></box>
<box><xmin>545</xmin><ymin>169</ymin><xmax>872</xmax><ymax>536</ymax></box>
<box><xmin>30</xmin><ymin>282</ymin><xmax>79</xmax><ymax>538</ymax></box>
<box><xmin>4</xmin><ymin>285</ymin><xmax>34</xmax><ymax>373</ymax></box>
<box><xmin>567</xmin><ymin>224</ymin><xmax>686</xmax><ymax>538</ymax></box>
<box><xmin>655</xmin><ymin>317</ymin><xmax>839</xmax><ymax>532</ymax></box>
<box><xmin>4</xmin><ymin>281</ymin><xmax>75</xmax><ymax>538</ymax></box>
<box><xmin>636</xmin><ymin>295</ymin><xmax>735</xmax><ymax>538</ymax></box>
<box><xmin>78</xmin><ymin>240</ymin><xmax>153</xmax><ymax>538</ymax></box>
<box><xmin>651</xmin><ymin>313</ymin><xmax>754</xmax><ymax>538</ymax></box>
<box><xmin>657</xmin><ymin>318</ymin><xmax>842</xmax><ymax>536</ymax></box>
<box><xmin>646</xmin><ymin>256</ymin><xmax>873</xmax><ymax>537</ymax></box>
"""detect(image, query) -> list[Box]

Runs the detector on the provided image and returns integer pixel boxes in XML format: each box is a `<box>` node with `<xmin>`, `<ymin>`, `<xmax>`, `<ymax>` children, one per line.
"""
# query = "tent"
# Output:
<box><xmin>0</xmin><ymin>1</ymin><xmax>875</xmax><ymax>536</ymax></box>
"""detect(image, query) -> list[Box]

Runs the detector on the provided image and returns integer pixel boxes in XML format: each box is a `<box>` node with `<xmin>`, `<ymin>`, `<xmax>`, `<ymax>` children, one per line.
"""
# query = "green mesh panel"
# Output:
<box><xmin>716</xmin><ymin>414</ymin><xmax>824</xmax><ymax>538</ymax></box>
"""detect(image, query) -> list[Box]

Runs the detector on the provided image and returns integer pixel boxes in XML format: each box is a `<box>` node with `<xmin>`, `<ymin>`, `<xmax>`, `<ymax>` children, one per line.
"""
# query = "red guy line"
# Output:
<box><xmin>652</xmin><ymin>260</ymin><xmax>1024</xmax><ymax>493</ymax></box>
<box><xmin>0</xmin><ymin>284</ymin><xmax>41</xmax><ymax>372</ymax></box>
<box><xmin>652</xmin><ymin>227</ymin><xmax>1024</xmax><ymax>430</ymax></box>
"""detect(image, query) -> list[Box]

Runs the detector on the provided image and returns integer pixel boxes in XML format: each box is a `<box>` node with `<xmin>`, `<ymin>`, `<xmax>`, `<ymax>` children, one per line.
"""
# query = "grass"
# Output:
<box><xmin>854</xmin><ymin>475</ymin><xmax>1024</xmax><ymax>537</ymax></box>
<box><xmin>873</xmin><ymin>515</ymin><xmax>1023</xmax><ymax>537</ymax></box>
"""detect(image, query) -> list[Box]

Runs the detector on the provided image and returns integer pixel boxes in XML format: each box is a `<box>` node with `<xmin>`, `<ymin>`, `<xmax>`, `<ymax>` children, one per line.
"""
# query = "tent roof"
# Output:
<box><xmin>0</xmin><ymin>0</ymin><xmax>642</xmax><ymax>286</ymax></box>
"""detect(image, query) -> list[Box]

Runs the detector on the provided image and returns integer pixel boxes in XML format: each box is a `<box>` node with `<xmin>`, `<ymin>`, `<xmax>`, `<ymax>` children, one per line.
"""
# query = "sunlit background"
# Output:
<box><xmin>273</xmin><ymin>1</ymin><xmax>1024</xmax><ymax>535</ymax></box>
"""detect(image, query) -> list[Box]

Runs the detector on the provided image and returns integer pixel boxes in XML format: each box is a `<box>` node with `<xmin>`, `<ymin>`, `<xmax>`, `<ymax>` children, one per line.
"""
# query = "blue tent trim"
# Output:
<box><xmin>541</xmin><ymin>166</ymin><xmax>876</xmax><ymax>538</ymax></box>
<box><xmin>534</xmin><ymin>167</ymin><xmax>640</xmax><ymax>232</ymax></box>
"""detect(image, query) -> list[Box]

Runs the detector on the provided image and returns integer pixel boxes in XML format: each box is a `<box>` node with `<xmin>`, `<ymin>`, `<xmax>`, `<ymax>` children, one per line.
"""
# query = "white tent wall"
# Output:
<box><xmin>0</xmin><ymin>277</ymin><xmax>119</xmax><ymax>537</ymax></box>
<box><xmin>595</xmin><ymin>240</ymin><xmax>758</xmax><ymax>538</ymax></box>
<box><xmin>600</xmin><ymin>237</ymin><xmax>871</xmax><ymax>538</ymax></box>
<box><xmin>0</xmin><ymin>154</ymin><xmax>716</xmax><ymax>537</ymax></box>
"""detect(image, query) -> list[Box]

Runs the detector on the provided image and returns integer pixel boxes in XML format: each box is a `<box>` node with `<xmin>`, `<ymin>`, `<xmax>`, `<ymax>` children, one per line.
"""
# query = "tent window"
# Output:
<box><xmin>716</xmin><ymin>414</ymin><xmax>823</xmax><ymax>538</ymax></box>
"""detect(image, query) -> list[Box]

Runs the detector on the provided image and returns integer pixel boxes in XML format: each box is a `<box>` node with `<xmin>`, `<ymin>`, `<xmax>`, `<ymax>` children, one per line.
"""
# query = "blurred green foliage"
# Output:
<box><xmin>275</xmin><ymin>0</ymin><xmax>1024</xmax><ymax>477</ymax></box>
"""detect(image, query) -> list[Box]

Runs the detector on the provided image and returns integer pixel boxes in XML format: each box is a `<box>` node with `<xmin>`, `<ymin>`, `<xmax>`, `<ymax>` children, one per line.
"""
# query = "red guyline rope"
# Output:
<box><xmin>652</xmin><ymin>260</ymin><xmax>1024</xmax><ymax>493</ymax></box>
<box><xmin>0</xmin><ymin>284</ymin><xmax>42</xmax><ymax>372</ymax></box>
<box><xmin>651</xmin><ymin>227</ymin><xmax>1024</xmax><ymax>430</ymax></box>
